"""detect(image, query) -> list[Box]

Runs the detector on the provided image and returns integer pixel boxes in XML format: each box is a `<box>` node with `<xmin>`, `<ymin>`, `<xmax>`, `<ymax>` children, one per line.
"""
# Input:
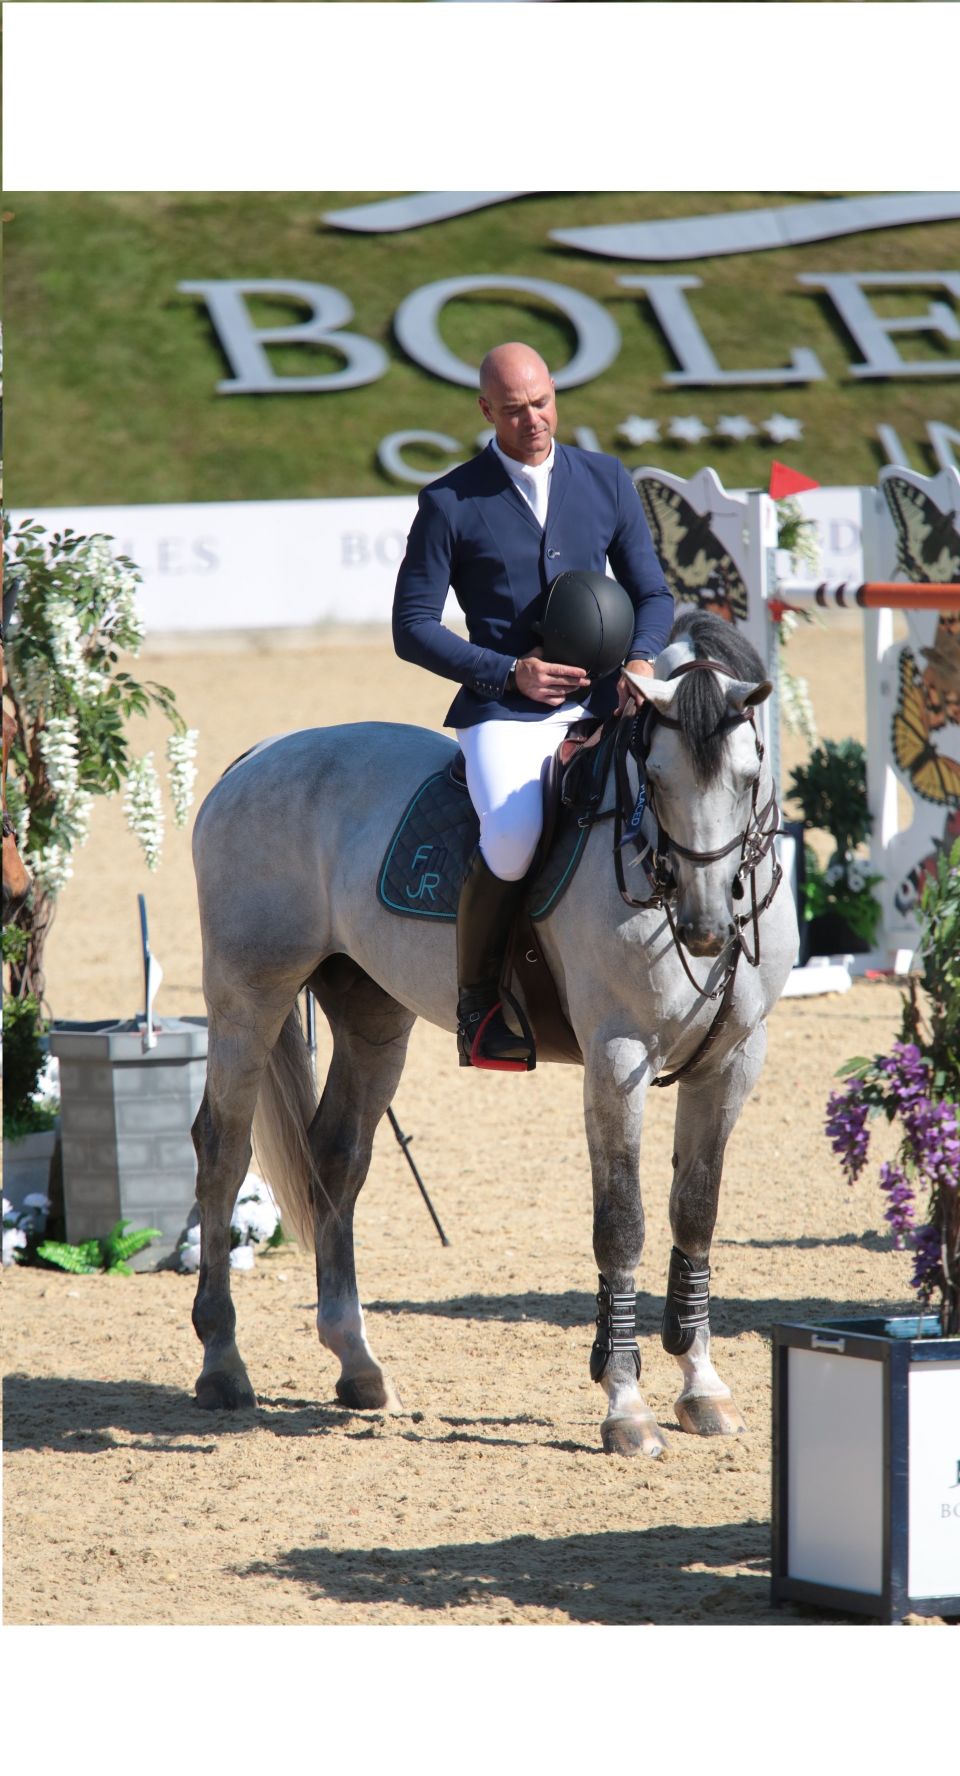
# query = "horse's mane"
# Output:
<box><xmin>666</xmin><ymin>609</ymin><xmax>768</xmax><ymax>787</ymax></box>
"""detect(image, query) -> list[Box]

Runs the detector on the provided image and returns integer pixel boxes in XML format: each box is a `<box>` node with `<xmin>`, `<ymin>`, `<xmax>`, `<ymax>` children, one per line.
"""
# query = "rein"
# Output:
<box><xmin>596</xmin><ymin>656</ymin><xmax>783</xmax><ymax>1088</ymax></box>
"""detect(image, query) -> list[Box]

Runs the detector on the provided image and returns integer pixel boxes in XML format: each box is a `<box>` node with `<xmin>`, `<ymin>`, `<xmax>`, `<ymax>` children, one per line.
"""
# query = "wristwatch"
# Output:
<box><xmin>505</xmin><ymin>658</ymin><xmax>519</xmax><ymax>693</ymax></box>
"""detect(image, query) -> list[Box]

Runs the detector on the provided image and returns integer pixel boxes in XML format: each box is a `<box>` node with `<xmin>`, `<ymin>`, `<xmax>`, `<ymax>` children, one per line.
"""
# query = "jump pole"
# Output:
<box><xmin>776</xmin><ymin>582</ymin><xmax>960</xmax><ymax>610</ymax></box>
<box><xmin>300</xmin><ymin>990</ymin><xmax>450</xmax><ymax>1246</ymax></box>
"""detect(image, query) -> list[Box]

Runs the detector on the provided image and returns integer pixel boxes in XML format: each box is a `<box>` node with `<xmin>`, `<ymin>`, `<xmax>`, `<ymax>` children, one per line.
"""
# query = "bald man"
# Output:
<box><xmin>393</xmin><ymin>342</ymin><xmax>673</xmax><ymax>1071</ymax></box>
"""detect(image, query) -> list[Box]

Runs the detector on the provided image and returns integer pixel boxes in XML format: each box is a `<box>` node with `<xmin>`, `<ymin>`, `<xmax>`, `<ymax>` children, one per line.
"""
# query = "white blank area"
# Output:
<box><xmin>909</xmin><ymin>1361</ymin><xmax>960</xmax><ymax>1600</ymax></box>
<box><xmin>787</xmin><ymin>1347</ymin><xmax>884</xmax><ymax>1595</ymax></box>
<box><xmin>3</xmin><ymin>7</ymin><xmax>951</xmax><ymax>192</ymax></box>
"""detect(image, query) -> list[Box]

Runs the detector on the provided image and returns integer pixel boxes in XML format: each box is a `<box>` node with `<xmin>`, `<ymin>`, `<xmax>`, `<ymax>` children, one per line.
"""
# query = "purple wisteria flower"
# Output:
<box><xmin>827</xmin><ymin>1035</ymin><xmax>958</xmax><ymax>1326</ymax></box>
<box><xmin>910</xmin><ymin>1223</ymin><xmax>944</xmax><ymax>1297</ymax></box>
<box><xmin>878</xmin><ymin>1161</ymin><xmax>916</xmax><ymax>1248</ymax></box>
<box><xmin>825</xmin><ymin>1083</ymin><xmax>871</xmax><ymax>1184</ymax></box>
<box><xmin>879</xmin><ymin>1045</ymin><xmax>960</xmax><ymax>1191</ymax></box>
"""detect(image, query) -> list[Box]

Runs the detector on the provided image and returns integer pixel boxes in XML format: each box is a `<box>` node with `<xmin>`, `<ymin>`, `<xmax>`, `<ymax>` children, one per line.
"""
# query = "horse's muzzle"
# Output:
<box><xmin>678</xmin><ymin>922</ymin><xmax>734</xmax><ymax>958</ymax></box>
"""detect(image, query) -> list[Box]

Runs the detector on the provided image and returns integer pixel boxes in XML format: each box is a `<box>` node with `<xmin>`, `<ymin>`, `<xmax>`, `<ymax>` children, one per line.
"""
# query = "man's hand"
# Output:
<box><xmin>616</xmin><ymin>657</ymin><xmax>656</xmax><ymax>715</ymax></box>
<box><xmin>514</xmin><ymin>648</ymin><xmax>591</xmax><ymax>706</ymax></box>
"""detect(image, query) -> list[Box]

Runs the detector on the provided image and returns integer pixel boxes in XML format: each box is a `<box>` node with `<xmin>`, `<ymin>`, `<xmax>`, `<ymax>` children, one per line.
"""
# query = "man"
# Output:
<box><xmin>393</xmin><ymin>342</ymin><xmax>674</xmax><ymax>1070</ymax></box>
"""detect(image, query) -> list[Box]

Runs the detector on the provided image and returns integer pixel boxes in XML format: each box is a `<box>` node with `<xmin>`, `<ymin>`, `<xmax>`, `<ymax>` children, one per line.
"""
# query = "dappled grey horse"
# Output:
<box><xmin>190</xmin><ymin>611</ymin><xmax>797</xmax><ymax>1455</ymax></box>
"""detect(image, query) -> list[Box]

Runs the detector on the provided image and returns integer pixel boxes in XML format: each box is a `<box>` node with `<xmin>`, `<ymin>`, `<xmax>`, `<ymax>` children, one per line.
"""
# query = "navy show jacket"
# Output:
<box><xmin>392</xmin><ymin>441</ymin><xmax>675</xmax><ymax>728</ymax></box>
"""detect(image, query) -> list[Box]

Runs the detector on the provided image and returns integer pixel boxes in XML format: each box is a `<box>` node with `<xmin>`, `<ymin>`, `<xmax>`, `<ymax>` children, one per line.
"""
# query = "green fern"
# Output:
<box><xmin>102</xmin><ymin>1221</ymin><xmax>162</xmax><ymax>1268</ymax></box>
<box><xmin>36</xmin><ymin>1239</ymin><xmax>103</xmax><ymax>1274</ymax></box>
<box><xmin>36</xmin><ymin>1221</ymin><xmax>162</xmax><ymax>1275</ymax></box>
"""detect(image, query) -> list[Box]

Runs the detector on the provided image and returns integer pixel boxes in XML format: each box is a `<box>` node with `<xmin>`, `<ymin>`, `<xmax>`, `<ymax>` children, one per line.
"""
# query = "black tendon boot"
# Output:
<box><xmin>456</xmin><ymin>847</ymin><xmax>536</xmax><ymax>1071</ymax></box>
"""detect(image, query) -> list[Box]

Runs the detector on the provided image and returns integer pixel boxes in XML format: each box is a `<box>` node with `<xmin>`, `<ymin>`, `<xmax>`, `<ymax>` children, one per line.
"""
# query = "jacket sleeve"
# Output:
<box><xmin>607</xmin><ymin>461</ymin><xmax>675</xmax><ymax>660</ymax></box>
<box><xmin>392</xmin><ymin>490</ymin><xmax>514</xmax><ymax>699</ymax></box>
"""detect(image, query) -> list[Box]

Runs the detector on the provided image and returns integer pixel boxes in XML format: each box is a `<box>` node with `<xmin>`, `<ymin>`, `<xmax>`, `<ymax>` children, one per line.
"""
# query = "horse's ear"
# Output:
<box><xmin>623</xmin><ymin>673</ymin><xmax>681</xmax><ymax>712</ymax></box>
<box><xmin>725</xmin><ymin>678</ymin><xmax>773</xmax><ymax>712</ymax></box>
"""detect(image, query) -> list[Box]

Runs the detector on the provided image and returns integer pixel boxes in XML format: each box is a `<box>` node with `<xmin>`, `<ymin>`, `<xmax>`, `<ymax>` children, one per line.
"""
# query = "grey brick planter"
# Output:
<box><xmin>50</xmin><ymin>1017</ymin><xmax>207</xmax><ymax>1270</ymax></box>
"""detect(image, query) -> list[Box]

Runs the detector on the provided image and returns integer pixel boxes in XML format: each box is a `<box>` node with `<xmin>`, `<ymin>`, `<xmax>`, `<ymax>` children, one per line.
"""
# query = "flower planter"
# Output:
<box><xmin>1</xmin><ymin>1124</ymin><xmax>59</xmax><ymax>1217</ymax></box>
<box><xmin>772</xmin><ymin>1316</ymin><xmax>960</xmax><ymax>1623</ymax></box>
<box><xmin>49</xmin><ymin>1017</ymin><xmax>208</xmax><ymax>1271</ymax></box>
<box><xmin>804</xmin><ymin>912</ymin><xmax>871</xmax><ymax>957</ymax></box>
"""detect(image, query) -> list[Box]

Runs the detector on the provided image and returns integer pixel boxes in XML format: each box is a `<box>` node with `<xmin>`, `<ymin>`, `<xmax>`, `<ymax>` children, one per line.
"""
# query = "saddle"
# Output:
<box><xmin>377</xmin><ymin>721</ymin><xmax>619</xmax><ymax>1066</ymax></box>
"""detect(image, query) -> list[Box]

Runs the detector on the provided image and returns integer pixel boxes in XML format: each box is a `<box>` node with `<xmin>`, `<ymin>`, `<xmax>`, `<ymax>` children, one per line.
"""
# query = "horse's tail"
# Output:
<box><xmin>252</xmin><ymin>1009</ymin><xmax>319</xmax><ymax>1253</ymax></box>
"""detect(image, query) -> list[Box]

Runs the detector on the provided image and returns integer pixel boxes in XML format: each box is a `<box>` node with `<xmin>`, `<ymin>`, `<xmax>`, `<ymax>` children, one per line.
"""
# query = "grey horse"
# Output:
<box><xmin>189</xmin><ymin>611</ymin><xmax>798</xmax><ymax>1456</ymax></box>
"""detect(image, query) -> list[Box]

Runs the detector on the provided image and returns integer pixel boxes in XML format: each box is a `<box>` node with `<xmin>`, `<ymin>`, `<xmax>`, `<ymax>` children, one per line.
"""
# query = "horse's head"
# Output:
<box><xmin>625</xmin><ymin>615</ymin><xmax>774</xmax><ymax>958</ymax></box>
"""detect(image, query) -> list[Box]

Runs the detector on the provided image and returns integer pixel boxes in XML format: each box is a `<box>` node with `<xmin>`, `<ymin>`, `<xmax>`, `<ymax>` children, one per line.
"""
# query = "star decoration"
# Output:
<box><xmin>763</xmin><ymin>414</ymin><xmax>804</xmax><ymax>444</ymax></box>
<box><xmin>617</xmin><ymin>415</ymin><xmax>660</xmax><ymax>446</ymax></box>
<box><xmin>668</xmin><ymin>416</ymin><xmax>710</xmax><ymax>445</ymax></box>
<box><xmin>715</xmin><ymin>415</ymin><xmax>757</xmax><ymax>443</ymax></box>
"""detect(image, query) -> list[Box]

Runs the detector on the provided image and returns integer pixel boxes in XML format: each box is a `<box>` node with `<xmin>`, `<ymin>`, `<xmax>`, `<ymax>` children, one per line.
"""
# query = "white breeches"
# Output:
<box><xmin>456</xmin><ymin>705</ymin><xmax>589</xmax><ymax>881</ymax></box>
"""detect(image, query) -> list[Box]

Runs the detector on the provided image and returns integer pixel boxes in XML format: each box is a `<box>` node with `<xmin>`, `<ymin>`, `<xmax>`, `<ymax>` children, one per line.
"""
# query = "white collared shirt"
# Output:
<box><xmin>491</xmin><ymin>436</ymin><xmax>555</xmax><ymax>529</ymax></box>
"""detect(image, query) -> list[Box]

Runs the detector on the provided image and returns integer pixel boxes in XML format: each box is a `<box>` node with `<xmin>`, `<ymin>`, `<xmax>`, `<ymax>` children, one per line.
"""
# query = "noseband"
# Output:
<box><xmin>607</xmin><ymin>656</ymin><xmax>783</xmax><ymax>1087</ymax></box>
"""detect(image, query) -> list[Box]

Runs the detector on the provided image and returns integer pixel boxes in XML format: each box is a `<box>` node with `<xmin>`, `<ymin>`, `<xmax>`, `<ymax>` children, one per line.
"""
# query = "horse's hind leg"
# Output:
<box><xmin>191</xmin><ymin>998</ymin><xmax>287</xmax><ymax>1410</ymax></box>
<box><xmin>665</xmin><ymin>1026</ymin><xmax>768</xmax><ymax>1435</ymax></box>
<box><xmin>307</xmin><ymin>956</ymin><xmax>416</xmax><ymax>1412</ymax></box>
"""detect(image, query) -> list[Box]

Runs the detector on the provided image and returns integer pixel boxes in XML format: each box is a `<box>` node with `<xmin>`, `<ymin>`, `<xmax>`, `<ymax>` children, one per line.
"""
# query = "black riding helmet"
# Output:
<box><xmin>536</xmin><ymin>569</ymin><xmax>636</xmax><ymax>679</ymax></box>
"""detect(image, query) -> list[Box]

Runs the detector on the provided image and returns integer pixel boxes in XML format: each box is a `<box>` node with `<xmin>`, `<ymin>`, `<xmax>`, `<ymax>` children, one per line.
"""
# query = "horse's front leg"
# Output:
<box><xmin>664</xmin><ymin>1025</ymin><xmax>768</xmax><ymax>1435</ymax></box>
<box><xmin>584</xmin><ymin>1034</ymin><xmax>667</xmax><ymax>1458</ymax></box>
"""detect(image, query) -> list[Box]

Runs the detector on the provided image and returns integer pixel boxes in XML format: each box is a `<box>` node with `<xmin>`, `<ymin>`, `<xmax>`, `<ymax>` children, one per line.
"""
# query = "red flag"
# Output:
<box><xmin>769</xmin><ymin>461</ymin><xmax>820</xmax><ymax>500</ymax></box>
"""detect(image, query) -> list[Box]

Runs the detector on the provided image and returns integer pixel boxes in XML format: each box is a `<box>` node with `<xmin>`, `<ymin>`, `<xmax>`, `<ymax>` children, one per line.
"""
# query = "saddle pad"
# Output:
<box><xmin>376</xmin><ymin>761</ymin><xmax>596</xmax><ymax>924</ymax></box>
<box><xmin>377</xmin><ymin>768</ymin><xmax>478</xmax><ymax>920</ymax></box>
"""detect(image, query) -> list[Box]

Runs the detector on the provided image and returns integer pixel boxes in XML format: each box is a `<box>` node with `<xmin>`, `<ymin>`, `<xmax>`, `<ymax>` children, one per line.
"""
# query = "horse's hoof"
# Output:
<box><xmin>601</xmin><ymin>1413</ymin><xmax>669</xmax><ymax>1458</ymax></box>
<box><xmin>195</xmin><ymin>1369</ymin><xmax>256</xmax><ymax>1411</ymax></box>
<box><xmin>675</xmin><ymin>1393</ymin><xmax>746</xmax><ymax>1436</ymax></box>
<box><xmin>335</xmin><ymin>1372</ymin><xmax>403</xmax><ymax>1412</ymax></box>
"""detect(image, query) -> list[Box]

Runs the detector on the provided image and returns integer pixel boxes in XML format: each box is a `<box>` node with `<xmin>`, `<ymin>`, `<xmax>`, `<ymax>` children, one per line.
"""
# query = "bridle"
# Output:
<box><xmin>599</xmin><ymin>656</ymin><xmax>783</xmax><ymax>1087</ymax></box>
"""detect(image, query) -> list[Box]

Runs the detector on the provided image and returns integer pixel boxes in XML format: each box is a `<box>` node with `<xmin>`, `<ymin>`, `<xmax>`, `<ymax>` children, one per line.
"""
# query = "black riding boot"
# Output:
<box><xmin>456</xmin><ymin>847</ymin><xmax>535</xmax><ymax>1071</ymax></box>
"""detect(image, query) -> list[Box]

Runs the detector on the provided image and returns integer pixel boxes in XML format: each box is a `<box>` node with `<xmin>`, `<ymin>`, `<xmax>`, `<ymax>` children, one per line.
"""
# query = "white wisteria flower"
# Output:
<box><xmin>46</xmin><ymin>595</ymin><xmax>90</xmax><ymax>695</ymax></box>
<box><xmin>166</xmin><ymin>729</ymin><xmax>199</xmax><ymax>827</ymax></box>
<box><xmin>38</xmin><ymin>716</ymin><xmax>80</xmax><ymax>800</ymax></box>
<box><xmin>777</xmin><ymin>496</ymin><xmax>821</xmax><ymax>576</ymax></box>
<box><xmin>28</xmin><ymin>841</ymin><xmax>74</xmax><ymax>895</ymax></box>
<box><xmin>123</xmin><ymin>753</ymin><xmax>165</xmax><ymax>870</ymax></box>
<box><xmin>780</xmin><ymin>666</ymin><xmax>818</xmax><ymax>749</ymax></box>
<box><xmin>77</xmin><ymin>537</ymin><xmax>146</xmax><ymax>652</ymax></box>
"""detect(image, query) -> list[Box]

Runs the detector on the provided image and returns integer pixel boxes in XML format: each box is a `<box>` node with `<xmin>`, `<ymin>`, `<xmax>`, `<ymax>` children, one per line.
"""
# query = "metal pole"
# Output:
<box><xmin>300</xmin><ymin>990</ymin><xmax>449</xmax><ymax>1247</ymax></box>
<box><xmin>386</xmin><ymin>1107</ymin><xmax>450</xmax><ymax>1247</ymax></box>
<box><xmin>776</xmin><ymin>581</ymin><xmax>960</xmax><ymax>610</ymax></box>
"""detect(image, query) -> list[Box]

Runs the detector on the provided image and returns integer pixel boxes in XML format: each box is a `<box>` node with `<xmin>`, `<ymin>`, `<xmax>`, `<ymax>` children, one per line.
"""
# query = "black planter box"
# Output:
<box><xmin>772</xmin><ymin>1316</ymin><xmax>960</xmax><ymax>1624</ymax></box>
<box><xmin>805</xmin><ymin>912</ymin><xmax>871</xmax><ymax>956</ymax></box>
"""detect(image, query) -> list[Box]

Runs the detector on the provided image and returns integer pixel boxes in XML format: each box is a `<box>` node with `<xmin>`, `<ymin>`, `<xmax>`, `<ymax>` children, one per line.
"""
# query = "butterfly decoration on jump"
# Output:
<box><xmin>635</xmin><ymin>478</ymin><xmax>748</xmax><ymax>623</ymax></box>
<box><xmin>883</xmin><ymin>477</ymin><xmax>960</xmax><ymax>813</ymax></box>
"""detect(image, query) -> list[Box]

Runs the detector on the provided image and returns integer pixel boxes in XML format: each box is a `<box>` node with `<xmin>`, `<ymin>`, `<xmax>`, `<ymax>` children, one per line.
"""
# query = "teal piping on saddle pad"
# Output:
<box><xmin>527</xmin><ymin>825</ymin><xmax>588</xmax><ymax>922</ymax></box>
<box><xmin>377</xmin><ymin>771</ymin><xmax>459</xmax><ymax>919</ymax></box>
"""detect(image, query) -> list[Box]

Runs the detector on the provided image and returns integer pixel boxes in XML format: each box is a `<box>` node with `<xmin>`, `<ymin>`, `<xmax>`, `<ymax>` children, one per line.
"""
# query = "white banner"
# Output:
<box><xmin>10</xmin><ymin>486</ymin><xmax>864</xmax><ymax>635</ymax></box>
<box><xmin>9</xmin><ymin>496</ymin><xmax>424</xmax><ymax>634</ymax></box>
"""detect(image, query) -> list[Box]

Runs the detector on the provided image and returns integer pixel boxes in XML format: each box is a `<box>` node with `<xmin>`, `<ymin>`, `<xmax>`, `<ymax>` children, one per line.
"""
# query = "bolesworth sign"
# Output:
<box><xmin>177</xmin><ymin>191</ymin><xmax>960</xmax><ymax>488</ymax></box>
<box><xmin>7</xmin><ymin>190</ymin><xmax>960</xmax><ymax>506</ymax></box>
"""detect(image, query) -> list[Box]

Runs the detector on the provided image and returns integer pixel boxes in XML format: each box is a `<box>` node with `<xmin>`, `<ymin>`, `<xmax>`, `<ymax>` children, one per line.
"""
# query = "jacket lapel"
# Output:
<box><xmin>481</xmin><ymin>443</ymin><xmax>543</xmax><ymax>536</ymax></box>
<box><xmin>543</xmin><ymin>444</ymin><xmax>569</xmax><ymax>536</ymax></box>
